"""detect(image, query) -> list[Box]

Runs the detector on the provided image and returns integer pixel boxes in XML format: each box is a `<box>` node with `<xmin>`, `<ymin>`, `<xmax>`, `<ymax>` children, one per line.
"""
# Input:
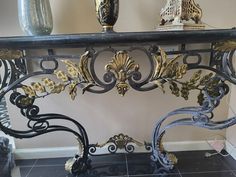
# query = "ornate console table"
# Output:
<box><xmin>1</xmin><ymin>29</ymin><xmax>236</xmax><ymax>175</ymax></box>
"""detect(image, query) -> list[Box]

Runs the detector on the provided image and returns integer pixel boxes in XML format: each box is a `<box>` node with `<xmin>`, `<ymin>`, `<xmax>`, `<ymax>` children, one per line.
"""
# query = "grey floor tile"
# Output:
<box><xmin>129</xmin><ymin>174</ymin><xmax>181</xmax><ymax>177</ymax></box>
<box><xmin>89</xmin><ymin>154</ymin><xmax>126</xmax><ymax>164</ymax></box>
<box><xmin>11</xmin><ymin>151</ymin><xmax>236</xmax><ymax>177</ymax></box>
<box><xmin>219</xmin><ymin>155</ymin><xmax>236</xmax><ymax>170</ymax></box>
<box><xmin>26</xmin><ymin>166</ymin><xmax>69</xmax><ymax>177</ymax></box>
<box><xmin>176</xmin><ymin>151</ymin><xmax>230</xmax><ymax>173</ymax></box>
<box><xmin>82</xmin><ymin>163</ymin><xmax>128</xmax><ymax>177</ymax></box>
<box><xmin>19</xmin><ymin>167</ymin><xmax>32</xmax><ymax>177</ymax></box>
<box><xmin>126</xmin><ymin>153</ymin><xmax>178</xmax><ymax>176</ymax></box>
<box><xmin>181</xmin><ymin>171</ymin><xmax>236</xmax><ymax>177</ymax></box>
<box><xmin>15</xmin><ymin>159</ymin><xmax>37</xmax><ymax>167</ymax></box>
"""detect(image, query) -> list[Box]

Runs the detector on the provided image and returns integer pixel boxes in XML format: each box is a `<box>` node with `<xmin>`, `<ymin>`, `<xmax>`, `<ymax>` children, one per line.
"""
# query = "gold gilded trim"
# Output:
<box><xmin>214</xmin><ymin>40</ymin><xmax>236</xmax><ymax>52</ymax></box>
<box><xmin>21</xmin><ymin>51</ymin><xmax>95</xmax><ymax>100</ymax></box>
<box><xmin>105</xmin><ymin>51</ymin><xmax>139</xmax><ymax>96</ymax></box>
<box><xmin>0</xmin><ymin>49</ymin><xmax>23</xmax><ymax>60</ymax></box>
<box><xmin>96</xmin><ymin>133</ymin><xmax>143</xmax><ymax>149</ymax></box>
<box><xmin>150</xmin><ymin>48</ymin><xmax>218</xmax><ymax>104</ymax></box>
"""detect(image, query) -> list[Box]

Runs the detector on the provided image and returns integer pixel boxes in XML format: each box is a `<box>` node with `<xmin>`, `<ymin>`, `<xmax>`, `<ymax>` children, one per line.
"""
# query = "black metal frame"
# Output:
<box><xmin>0</xmin><ymin>29</ymin><xmax>236</xmax><ymax>175</ymax></box>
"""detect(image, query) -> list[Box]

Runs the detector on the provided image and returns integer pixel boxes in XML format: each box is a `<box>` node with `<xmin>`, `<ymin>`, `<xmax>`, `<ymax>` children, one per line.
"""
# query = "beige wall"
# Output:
<box><xmin>0</xmin><ymin>0</ymin><xmax>236</xmax><ymax>149</ymax></box>
<box><xmin>227</xmin><ymin>85</ymin><xmax>236</xmax><ymax>145</ymax></box>
<box><xmin>226</xmin><ymin>53</ymin><xmax>236</xmax><ymax>145</ymax></box>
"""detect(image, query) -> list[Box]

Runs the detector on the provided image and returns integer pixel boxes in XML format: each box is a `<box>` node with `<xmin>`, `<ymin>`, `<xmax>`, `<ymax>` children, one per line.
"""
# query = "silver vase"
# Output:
<box><xmin>18</xmin><ymin>0</ymin><xmax>53</xmax><ymax>36</ymax></box>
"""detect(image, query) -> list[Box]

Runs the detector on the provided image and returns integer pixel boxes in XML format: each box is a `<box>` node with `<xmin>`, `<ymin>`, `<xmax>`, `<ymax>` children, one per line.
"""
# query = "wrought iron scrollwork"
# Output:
<box><xmin>149</xmin><ymin>40</ymin><xmax>236</xmax><ymax>169</ymax></box>
<box><xmin>89</xmin><ymin>133</ymin><xmax>149</xmax><ymax>155</ymax></box>
<box><xmin>151</xmin><ymin>80</ymin><xmax>230</xmax><ymax>169</ymax></box>
<box><xmin>1</xmin><ymin>41</ymin><xmax>236</xmax><ymax>175</ymax></box>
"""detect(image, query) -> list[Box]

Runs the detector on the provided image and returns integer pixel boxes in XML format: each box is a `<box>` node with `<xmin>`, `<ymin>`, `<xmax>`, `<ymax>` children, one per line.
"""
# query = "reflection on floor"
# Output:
<box><xmin>3</xmin><ymin>151</ymin><xmax>236</xmax><ymax>177</ymax></box>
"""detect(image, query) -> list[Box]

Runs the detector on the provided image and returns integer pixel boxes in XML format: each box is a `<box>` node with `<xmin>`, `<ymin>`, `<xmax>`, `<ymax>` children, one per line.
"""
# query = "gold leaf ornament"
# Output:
<box><xmin>62</xmin><ymin>60</ymin><xmax>80</xmax><ymax>78</ymax></box>
<box><xmin>0</xmin><ymin>49</ymin><xmax>23</xmax><ymax>60</ymax></box>
<box><xmin>198</xmin><ymin>92</ymin><xmax>204</xmax><ymax>105</ymax></box>
<box><xmin>199</xmin><ymin>73</ymin><xmax>214</xmax><ymax>86</ymax></box>
<box><xmin>42</xmin><ymin>78</ymin><xmax>56</xmax><ymax>90</ymax></box>
<box><xmin>68</xmin><ymin>81</ymin><xmax>78</xmax><ymax>100</ymax></box>
<box><xmin>152</xmin><ymin>48</ymin><xmax>185</xmax><ymax>80</ymax></box>
<box><xmin>22</xmin><ymin>86</ymin><xmax>36</xmax><ymax>97</ymax></box>
<box><xmin>31</xmin><ymin>82</ymin><xmax>46</xmax><ymax>93</ymax></box>
<box><xmin>50</xmin><ymin>83</ymin><xmax>65</xmax><ymax>94</ymax></box>
<box><xmin>105</xmin><ymin>51</ymin><xmax>139</xmax><ymax>96</ymax></box>
<box><xmin>169</xmin><ymin>82</ymin><xmax>180</xmax><ymax>97</ymax></box>
<box><xmin>18</xmin><ymin>97</ymin><xmax>34</xmax><ymax>107</ymax></box>
<box><xmin>78</xmin><ymin>52</ymin><xmax>94</xmax><ymax>83</ymax></box>
<box><xmin>62</xmin><ymin>51</ymin><xmax>94</xmax><ymax>83</ymax></box>
<box><xmin>214</xmin><ymin>40</ymin><xmax>236</xmax><ymax>52</ymax></box>
<box><xmin>190</xmin><ymin>70</ymin><xmax>202</xmax><ymax>84</ymax></box>
<box><xmin>175</xmin><ymin>64</ymin><xmax>187</xmax><ymax>79</ymax></box>
<box><xmin>54</xmin><ymin>70</ymin><xmax>69</xmax><ymax>82</ymax></box>
<box><xmin>180</xmin><ymin>83</ymin><xmax>190</xmax><ymax>100</ymax></box>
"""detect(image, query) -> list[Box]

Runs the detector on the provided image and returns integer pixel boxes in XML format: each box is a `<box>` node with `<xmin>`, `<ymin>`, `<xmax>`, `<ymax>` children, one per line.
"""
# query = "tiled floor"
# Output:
<box><xmin>4</xmin><ymin>151</ymin><xmax>236</xmax><ymax>177</ymax></box>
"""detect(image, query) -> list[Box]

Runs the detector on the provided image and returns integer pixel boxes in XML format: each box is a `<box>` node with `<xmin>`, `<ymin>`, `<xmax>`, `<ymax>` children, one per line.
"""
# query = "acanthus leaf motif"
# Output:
<box><xmin>105</xmin><ymin>51</ymin><xmax>139</xmax><ymax>96</ymax></box>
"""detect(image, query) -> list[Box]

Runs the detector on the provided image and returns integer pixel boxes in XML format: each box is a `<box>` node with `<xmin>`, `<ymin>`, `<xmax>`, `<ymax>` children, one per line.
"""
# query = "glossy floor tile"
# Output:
<box><xmin>181</xmin><ymin>171</ymin><xmax>236</xmax><ymax>177</ymax></box>
<box><xmin>2</xmin><ymin>151</ymin><xmax>236</xmax><ymax>177</ymax></box>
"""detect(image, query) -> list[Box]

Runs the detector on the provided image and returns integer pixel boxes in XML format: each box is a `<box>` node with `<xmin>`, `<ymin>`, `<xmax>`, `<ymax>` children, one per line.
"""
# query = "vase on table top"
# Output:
<box><xmin>18</xmin><ymin>0</ymin><xmax>53</xmax><ymax>36</ymax></box>
<box><xmin>94</xmin><ymin>0</ymin><xmax>119</xmax><ymax>32</ymax></box>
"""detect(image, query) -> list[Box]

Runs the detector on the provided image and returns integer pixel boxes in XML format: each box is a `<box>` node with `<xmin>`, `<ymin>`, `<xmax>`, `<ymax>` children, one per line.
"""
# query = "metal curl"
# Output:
<box><xmin>89</xmin><ymin>48</ymin><xmax>117</xmax><ymax>93</ymax></box>
<box><xmin>9</xmin><ymin>92</ymin><xmax>21</xmax><ymax>105</ymax></box>
<box><xmin>25</xmin><ymin>105</ymin><xmax>40</xmax><ymax>117</ymax></box>
<box><xmin>221</xmin><ymin>50</ymin><xmax>236</xmax><ymax>83</ymax></box>
<box><xmin>108</xmin><ymin>143</ymin><xmax>117</xmax><ymax>154</ymax></box>
<box><xmin>103</xmin><ymin>71</ymin><xmax>116</xmax><ymax>83</ymax></box>
<box><xmin>32</xmin><ymin>121</ymin><xmax>50</xmax><ymax>132</ymax></box>
<box><xmin>125</xmin><ymin>144</ymin><xmax>135</xmax><ymax>153</ymax></box>
<box><xmin>152</xmin><ymin>79</ymin><xmax>229</xmax><ymax>169</ymax></box>
<box><xmin>88</xmin><ymin>144</ymin><xmax>97</xmax><ymax>155</ymax></box>
<box><xmin>126</xmin><ymin>46</ymin><xmax>155</xmax><ymax>91</ymax></box>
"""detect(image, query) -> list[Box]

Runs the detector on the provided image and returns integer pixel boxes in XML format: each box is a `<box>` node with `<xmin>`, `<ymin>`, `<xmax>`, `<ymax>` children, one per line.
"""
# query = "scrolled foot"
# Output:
<box><xmin>65</xmin><ymin>156</ymin><xmax>90</xmax><ymax>175</ymax></box>
<box><xmin>151</xmin><ymin>149</ymin><xmax>177</xmax><ymax>170</ymax></box>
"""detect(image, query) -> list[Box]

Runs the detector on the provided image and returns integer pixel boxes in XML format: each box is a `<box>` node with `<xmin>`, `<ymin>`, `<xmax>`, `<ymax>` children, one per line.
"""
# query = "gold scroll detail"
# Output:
<box><xmin>159</xmin><ymin>140</ymin><xmax>178</xmax><ymax>165</ymax></box>
<box><xmin>105</xmin><ymin>51</ymin><xmax>139</xmax><ymax>96</ymax></box>
<box><xmin>214</xmin><ymin>40</ymin><xmax>236</xmax><ymax>52</ymax></box>
<box><xmin>0</xmin><ymin>49</ymin><xmax>23</xmax><ymax>60</ymax></box>
<box><xmin>21</xmin><ymin>51</ymin><xmax>95</xmax><ymax>100</ymax></box>
<box><xmin>97</xmin><ymin>133</ymin><xmax>143</xmax><ymax>149</ymax></box>
<box><xmin>150</xmin><ymin>48</ymin><xmax>187</xmax><ymax>94</ymax></box>
<box><xmin>151</xmin><ymin>48</ymin><xmax>219</xmax><ymax>105</ymax></box>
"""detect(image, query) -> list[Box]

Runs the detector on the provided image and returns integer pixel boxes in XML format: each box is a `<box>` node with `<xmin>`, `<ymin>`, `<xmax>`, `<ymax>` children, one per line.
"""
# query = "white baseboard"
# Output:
<box><xmin>225</xmin><ymin>141</ymin><xmax>236</xmax><ymax>160</ymax></box>
<box><xmin>14</xmin><ymin>146</ymin><xmax>78</xmax><ymax>160</ymax></box>
<box><xmin>14</xmin><ymin>140</ymin><xmax>215</xmax><ymax>160</ymax></box>
<box><xmin>164</xmin><ymin>140</ymin><xmax>215</xmax><ymax>152</ymax></box>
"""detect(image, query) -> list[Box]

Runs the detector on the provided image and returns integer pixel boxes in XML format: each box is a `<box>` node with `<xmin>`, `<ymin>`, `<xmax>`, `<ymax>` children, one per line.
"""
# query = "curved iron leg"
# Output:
<box><xmin>151</xmin><ymin>105</ymin><xmax>236</xmax><ymax>170</ymax></box>
<box><xmin>151</xmin><ymin>107</ymin><xmax>199</xmax><ymax>169</ymax></box>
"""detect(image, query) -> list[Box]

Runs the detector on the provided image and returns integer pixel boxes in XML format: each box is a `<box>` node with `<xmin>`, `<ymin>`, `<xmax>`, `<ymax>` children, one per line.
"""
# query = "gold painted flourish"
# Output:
<box><xmin>151</xmin><ymin>48</ymin><xmax>220</xmax><ymax>105</ymax></box>
<box><xmin>0</xmin><ymin>49</ymin><xmax>23</xmax><ymax>60</ymax></box>
<box><xmin>20</xmin><ymin>48</ymin><xmax>221</xmax><ymax>104</ymax></box>
<box><xmin>21</xmin><ymin>51</ymin><xmax>95</xmax><ymax>100</ymax></box>
<box><xmin>105</xmin><ymin>51</ymin><xmax>139</xmax><ymax>96</ymax></box>
<box><xmin>214</xmin><ymin>40</ymin><xmax>236</xmax><ymax>52</ymax></box>
<box><xmin>96</xmin><ymin>133</ymin><xmax>143</xmax><ymax>149</ymax></box>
